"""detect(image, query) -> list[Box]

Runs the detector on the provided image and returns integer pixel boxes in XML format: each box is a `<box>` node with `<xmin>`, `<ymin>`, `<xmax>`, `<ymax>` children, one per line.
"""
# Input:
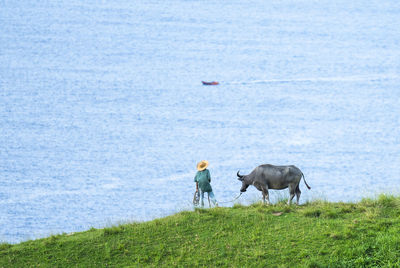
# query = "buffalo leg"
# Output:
<box><xmin>288</xmin><ymin>185</ymin><xmax>296</xmax><ymax>205</ymax></box>
<box><xmin>262</xmin><ymin>186</ymin><xmax>270</xmax><ymax>205</ymax></box>
<box><xmin>295</xmin><ymin>185</ymin><xmax>301</xmax><ymax>205</ymax></box>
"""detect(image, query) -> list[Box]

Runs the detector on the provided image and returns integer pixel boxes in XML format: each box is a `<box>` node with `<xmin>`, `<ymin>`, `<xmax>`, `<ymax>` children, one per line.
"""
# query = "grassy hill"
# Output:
<box><xmin>1</xmin><ymin>195</ymin><xmax>400</xmax><ymax>267</ymax></box>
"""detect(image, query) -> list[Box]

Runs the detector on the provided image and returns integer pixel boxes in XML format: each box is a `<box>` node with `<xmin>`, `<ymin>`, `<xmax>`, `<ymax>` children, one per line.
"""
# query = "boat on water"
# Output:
<box><xmin>202</xmin><ymin>81</ymin><xmax>219</xmax><ymax>85</ymax></box>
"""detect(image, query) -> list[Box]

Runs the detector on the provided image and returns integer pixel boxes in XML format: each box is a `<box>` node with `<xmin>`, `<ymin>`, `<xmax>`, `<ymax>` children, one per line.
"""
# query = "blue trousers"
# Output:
<box><xmin>200</xmin><ymin>190</ymin><xmax>218</xmax><ymax>207</ymax></box>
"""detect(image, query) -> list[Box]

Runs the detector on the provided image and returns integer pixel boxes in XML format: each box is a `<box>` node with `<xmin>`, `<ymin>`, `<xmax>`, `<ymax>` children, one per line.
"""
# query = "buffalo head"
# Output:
<box><xmin>237</xmin><ymin>170</ymin><xmax>249</xmax><ymax>192</ymax></box>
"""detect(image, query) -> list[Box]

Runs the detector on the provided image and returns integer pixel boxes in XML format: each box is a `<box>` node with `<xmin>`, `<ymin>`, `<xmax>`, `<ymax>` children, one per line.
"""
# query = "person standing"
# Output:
<box><xmin>194</xmin><ymin>160</ymin><xmax>218</xmax><ymax>207</ymax></box>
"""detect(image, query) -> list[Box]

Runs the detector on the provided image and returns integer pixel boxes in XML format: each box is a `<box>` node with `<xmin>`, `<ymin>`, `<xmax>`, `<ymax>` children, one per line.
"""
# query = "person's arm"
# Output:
<box><xmin>194</xmin><ymin>173</ymin><xmax>199</xmax><ymax>192</ymax></box>
<box><xmin>207</xmin><ymin>169</ymin><xmax>211</xmax><ymax>183</ymax></box>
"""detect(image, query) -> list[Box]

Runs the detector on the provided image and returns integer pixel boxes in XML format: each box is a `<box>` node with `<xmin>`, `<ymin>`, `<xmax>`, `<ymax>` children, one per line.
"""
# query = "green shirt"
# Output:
<box><xmin>194</xmin><ymin>169</ymin><xmax>212</xmax><ymax>192</ymax></box>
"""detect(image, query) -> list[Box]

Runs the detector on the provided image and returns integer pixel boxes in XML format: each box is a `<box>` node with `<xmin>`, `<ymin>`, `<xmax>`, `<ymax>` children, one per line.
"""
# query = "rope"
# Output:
<box><xmin>193</xmin><ymin>192</ymin><xmax>243</xmax><ymax>206</ymax></box>
<box><xmin>193</xmin><ymin>191</ymin><xmax>200</xmax><ymax>206</ymax></box>
<box><xmin>218</xmin><ymin>193</ymin><xmax>242</xmax><ymax>204</ymax></box>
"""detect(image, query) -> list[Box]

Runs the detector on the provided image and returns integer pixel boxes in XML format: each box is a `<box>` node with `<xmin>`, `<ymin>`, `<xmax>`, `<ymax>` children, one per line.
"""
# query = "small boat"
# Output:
<box><xmin>202</xmin><ymin>81</ymin><xmax>219</xmax><ymax>85</ymax></box>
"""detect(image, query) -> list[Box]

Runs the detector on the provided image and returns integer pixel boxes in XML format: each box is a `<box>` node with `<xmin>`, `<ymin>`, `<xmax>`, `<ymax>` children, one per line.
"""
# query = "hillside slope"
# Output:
<box><xmin>1</xmin><ymin>195</ymin><xmax>400</xmax><ymax>267</ymax></box>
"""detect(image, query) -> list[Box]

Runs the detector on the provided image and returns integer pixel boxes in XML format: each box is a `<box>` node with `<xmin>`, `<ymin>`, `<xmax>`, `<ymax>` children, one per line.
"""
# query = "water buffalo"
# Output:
<box><xmin>237</xmin><ymin>164</ymin><xmax>311</xmax><ymax>205</ymax></box>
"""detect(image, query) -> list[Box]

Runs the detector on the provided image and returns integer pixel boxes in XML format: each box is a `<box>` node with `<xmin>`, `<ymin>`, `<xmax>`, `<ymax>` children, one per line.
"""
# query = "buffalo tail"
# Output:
<box><xmin>302</xmin><ymin>173</ymin><xmax>311</xmax><ymax>190</ymax></box>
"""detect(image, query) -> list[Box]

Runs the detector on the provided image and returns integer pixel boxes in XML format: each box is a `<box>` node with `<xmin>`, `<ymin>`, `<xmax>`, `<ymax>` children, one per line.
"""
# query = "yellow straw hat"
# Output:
<box><xmin>197</xmin><ymin>160</ymin><xmax>209</xmax><ymax>171</ymax></box>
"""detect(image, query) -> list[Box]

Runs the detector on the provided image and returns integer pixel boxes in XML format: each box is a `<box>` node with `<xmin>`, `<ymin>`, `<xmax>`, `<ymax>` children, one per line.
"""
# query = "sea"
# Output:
<box><xmin>1</xmin><ymin>0</ymin><xmax>399</xmax><ymax>243</ymax></box>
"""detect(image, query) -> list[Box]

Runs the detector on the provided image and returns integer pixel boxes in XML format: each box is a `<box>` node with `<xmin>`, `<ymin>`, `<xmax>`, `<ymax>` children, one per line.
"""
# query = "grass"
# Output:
<box><xmin>1</xmin><ymin>195</ymin><xmax>400</xmax><ymax>267</ymax></box>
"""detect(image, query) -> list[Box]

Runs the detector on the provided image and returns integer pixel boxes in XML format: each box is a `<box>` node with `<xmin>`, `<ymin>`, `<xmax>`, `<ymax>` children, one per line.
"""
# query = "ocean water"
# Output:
<box><xmin>1</xmin><ymin>0</ymin><xmax>400</xmax><ymax>243</ymax></box>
